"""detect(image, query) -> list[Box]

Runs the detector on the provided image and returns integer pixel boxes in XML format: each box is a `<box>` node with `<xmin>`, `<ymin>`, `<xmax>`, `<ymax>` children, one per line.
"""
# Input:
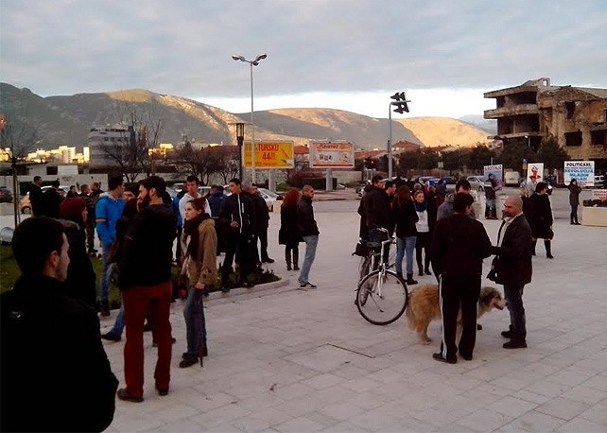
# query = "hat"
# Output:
<box><xmin>59</xmin><ymin>197</ymin><xmax>86</xmax><ymax>220</ymax></box>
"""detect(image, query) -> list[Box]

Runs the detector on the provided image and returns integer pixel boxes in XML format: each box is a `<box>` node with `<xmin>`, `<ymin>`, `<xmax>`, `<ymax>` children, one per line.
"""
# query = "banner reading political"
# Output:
<box><xmin>309</xmin><ymin>141</ymin><xmax>355</xmax><ymax>168</ymax></box>
<box><xmin>564</xmin><ymin>160</ymin><xmax>595</xmax><ymax>187</ymax></box>
<box><xmin>243</xmin><ymin>141</ymin><xmax>294</xmax><ymax>169</ymax></box>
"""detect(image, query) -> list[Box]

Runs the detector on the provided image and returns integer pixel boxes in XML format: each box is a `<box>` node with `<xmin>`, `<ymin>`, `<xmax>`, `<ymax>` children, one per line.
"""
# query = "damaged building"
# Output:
<box><xmin>484</xmin><ymin>78</ymin><xmax>607</xmax><ymax>169</ymax></box>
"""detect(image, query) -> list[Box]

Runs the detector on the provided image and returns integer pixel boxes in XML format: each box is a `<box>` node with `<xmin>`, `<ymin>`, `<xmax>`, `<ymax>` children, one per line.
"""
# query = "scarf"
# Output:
<box><xmin>183</xmin><ymin>213</ymin><xmax>210</xmax><ymax>260</ymax></box>
<box><xmin>414</xmin><ymin>200</ymin><xmax>427</xmax><ymax>212</ymax></box>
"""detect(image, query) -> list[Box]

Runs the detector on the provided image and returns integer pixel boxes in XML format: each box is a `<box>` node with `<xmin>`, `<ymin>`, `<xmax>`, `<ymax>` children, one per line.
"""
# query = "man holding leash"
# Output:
<box><xmin>489</xmin><ymin>195</ymin><xmax>533</xmax><ymax>349</ymax></box>
<box><xmin>430</xmin><ymin>193</ymin><xmax>492</xmax><ymax>363</ymax></box>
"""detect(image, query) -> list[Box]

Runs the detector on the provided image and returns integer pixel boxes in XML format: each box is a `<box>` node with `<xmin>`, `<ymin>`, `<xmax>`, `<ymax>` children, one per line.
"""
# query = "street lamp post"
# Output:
<box><xmin>231</xmin><ymin>122</ymin><xmax>246</xmax><ymax>181</ymax></box>
<box><xmin>388</xmin><ymin>91</ymin><xmax>410</xmax><ymax>179</ymax></box>
<box><xmin>232</xmin><ymin>53</ymin><xmax>267</xmax><ymax>184</ymax></box>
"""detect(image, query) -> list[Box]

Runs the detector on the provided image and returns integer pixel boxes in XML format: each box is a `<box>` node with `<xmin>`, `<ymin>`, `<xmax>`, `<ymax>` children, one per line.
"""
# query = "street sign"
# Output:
<box><xmin>243</xmin><ymin>141</ymin><xmax>294</xmax><ymax>169</ymax></box>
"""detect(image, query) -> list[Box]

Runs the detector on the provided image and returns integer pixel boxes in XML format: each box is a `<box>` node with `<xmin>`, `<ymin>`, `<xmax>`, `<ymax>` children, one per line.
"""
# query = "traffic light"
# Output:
<box><xmin>390</xmin><ymin>91</ymin><xmax>410</xmax><ymax>114</ymax></box>
<box><xmin>365</xmin><ymin>157</ymin><xmax>377</xmax><ymax>169</ymax></box>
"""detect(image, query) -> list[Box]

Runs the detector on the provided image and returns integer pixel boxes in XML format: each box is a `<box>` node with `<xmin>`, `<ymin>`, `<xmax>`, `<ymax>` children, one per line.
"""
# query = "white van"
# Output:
<box><xmin>504</xmin><ymin>171</ymin><xmax>521</xmax><ymax>187</ymax></box>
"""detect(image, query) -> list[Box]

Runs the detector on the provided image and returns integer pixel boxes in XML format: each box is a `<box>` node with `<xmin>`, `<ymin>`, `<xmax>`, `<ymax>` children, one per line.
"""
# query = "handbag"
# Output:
<box><xmin>353</xmin><ymin>241</ymin><xmax>370</xmax><ymax>257</ymax></box>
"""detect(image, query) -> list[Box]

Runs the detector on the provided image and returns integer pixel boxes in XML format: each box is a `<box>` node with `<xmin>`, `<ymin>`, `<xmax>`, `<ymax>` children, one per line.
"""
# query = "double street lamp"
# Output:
<box><xmin>231</xmin><ymin>53</ymin><xmax>268</xmax><ymax>183</ymax></box>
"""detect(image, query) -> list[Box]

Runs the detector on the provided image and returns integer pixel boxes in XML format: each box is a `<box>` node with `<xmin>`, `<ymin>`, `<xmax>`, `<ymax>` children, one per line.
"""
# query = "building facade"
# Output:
<box><xmin>87</xmin><ymin>123</ymin><xmax>132</xmax><ymax>168</ymax></box>
<box><xmin>484</xmin><ymin>78</ymin><xmax>607</xmax><ymax>168</ymax></box>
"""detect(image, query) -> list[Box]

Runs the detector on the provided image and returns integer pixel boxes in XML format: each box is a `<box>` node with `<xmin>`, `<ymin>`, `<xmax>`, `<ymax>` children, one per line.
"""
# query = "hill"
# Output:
<box><xmin>398</xmin><ymin>117</ymin><xmax>491</xmax><ymax>148</ymax></box>
<box><xmin>1</xmin><ymin>83</ymin><xmax>486</xmax><ymax>151</ymax></box>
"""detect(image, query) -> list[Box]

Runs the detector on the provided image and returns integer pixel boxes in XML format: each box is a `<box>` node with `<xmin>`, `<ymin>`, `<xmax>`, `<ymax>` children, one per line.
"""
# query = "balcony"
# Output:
<box><xmin>484</xmin><ymin>104</ymin><xmax>539</xmax><ymax>119</ymax></box>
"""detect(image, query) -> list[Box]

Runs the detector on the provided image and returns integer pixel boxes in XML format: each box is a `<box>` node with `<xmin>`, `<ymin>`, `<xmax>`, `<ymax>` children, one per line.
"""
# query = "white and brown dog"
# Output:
<box><xmin>405</xmin><ymin>284</ymin><xmax>505</xmax><ymax>344</ymax></box>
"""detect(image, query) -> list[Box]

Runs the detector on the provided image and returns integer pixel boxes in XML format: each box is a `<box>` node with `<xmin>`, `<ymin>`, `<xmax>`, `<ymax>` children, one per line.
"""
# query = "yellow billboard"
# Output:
<box><xmin>243</xmin><ymin>141</ymin><xmax>294</xmax><ymax>169</ymax></box>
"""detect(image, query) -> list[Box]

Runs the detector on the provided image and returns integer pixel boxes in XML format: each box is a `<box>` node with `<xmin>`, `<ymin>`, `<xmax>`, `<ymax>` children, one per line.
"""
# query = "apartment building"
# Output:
<box><xmin>484</xmin><ymin>78</ymin><xmax>607</xmax><ymax>167</ymax></box>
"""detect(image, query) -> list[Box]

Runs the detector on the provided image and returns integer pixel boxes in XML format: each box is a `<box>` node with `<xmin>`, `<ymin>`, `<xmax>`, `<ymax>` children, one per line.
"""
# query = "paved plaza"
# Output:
<box><xmin>94</xmin><ymin>195</ymin><xmax>607</xmax><ymax>433</ymax></box>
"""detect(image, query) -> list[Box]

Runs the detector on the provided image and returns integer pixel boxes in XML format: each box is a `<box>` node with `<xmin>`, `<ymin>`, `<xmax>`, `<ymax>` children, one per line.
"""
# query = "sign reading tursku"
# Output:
<box><xmin>243</xmin><ymin>141</ymin><xmax>294</xmax><ymax>169</ymax></box>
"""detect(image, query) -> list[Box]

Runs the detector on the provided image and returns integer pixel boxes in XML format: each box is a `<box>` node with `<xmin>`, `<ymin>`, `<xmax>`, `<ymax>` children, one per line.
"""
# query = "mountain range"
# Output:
<box><xmin>0</xmin><ymin>83</ymin><xmax>495</xmax><ymax>151</ymax></box>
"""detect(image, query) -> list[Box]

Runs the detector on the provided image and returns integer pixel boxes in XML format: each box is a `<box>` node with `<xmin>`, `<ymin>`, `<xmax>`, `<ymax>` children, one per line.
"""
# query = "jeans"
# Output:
<box><xmin>395</xmin><ymin>236</ymin><xmax>416</xmax><ymax>274</ymax></box>
<box><xmin>298</xmin><ymin>235</ymin><xmax>319</xmax><ymax>285</ymax></box>
<box><xmin>100</xmin><ymin>246</ymin><xmax>114</xmax><ymax>302</ymax></box>
<box><xmin>504</xmin><ymin>284</ymin><xmax>526</xmax><ymax>340</ymax></box>
<box><xmin>183</xmin><ymin>287</ymin><xmax>207</xmax><ymax>356</ymax></box>
<box><xmin>110</xmin><ymin>304</ymin><xmax>125</xmax><ymax>336</ymax></box>
<box><xmin>570</xmin><ymin>205</ymin><xmax>579</xmax><ymax>223</ymax></box>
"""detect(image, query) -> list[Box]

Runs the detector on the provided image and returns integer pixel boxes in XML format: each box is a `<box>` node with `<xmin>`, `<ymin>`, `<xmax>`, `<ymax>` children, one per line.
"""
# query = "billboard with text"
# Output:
<box><xmin>243</xmin><ymin>141</ymin><xmax>294</xmax><ymax>169</ymax></box>
<box><xmin>309</xmin><ymin>141</ymin><xmax>355</xmax><ymax>168</ymax></box>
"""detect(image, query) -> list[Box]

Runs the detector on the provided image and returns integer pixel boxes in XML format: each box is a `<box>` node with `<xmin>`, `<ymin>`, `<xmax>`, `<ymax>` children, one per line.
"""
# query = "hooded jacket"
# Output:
<box><xmin>95</xmin><ymin>192</ymin><xmax>125</xmax><ymax>247</ymax></box>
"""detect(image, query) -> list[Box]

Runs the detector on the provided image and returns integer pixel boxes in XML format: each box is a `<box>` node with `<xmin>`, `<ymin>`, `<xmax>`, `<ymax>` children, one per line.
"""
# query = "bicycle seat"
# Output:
<box><xmin>365</xmin><ymin>241</ymin><xmax>382</xmax><ymax>252</ymax></box>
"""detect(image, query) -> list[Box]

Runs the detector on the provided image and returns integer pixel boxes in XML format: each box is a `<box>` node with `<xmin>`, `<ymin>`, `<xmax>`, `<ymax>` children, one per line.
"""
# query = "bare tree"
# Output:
<box><xmin>172</xmin><ymin>141</ymin><xmax>237</xmax><ymax>185</ymax></box>
<box><xmin>0</xmin><ymin>114</ymin><xmax>39</xmax><ymax>226</ymax></box>
<box><xmin>97</xmin><ymin>102</ymin><xmax>164</xmax><ymax>182</ymax></box>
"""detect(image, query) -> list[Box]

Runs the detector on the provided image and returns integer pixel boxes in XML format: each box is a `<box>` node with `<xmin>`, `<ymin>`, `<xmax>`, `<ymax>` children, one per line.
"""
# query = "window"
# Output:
<box><xmin>565</xmin><ymin>101</ymin><xmax>575</xmax><ymax>119</ymax></box>
<box><xmin>564</xmin><ymin>131</ymin><xmax>582</xmax><ymax>146</ymax></box>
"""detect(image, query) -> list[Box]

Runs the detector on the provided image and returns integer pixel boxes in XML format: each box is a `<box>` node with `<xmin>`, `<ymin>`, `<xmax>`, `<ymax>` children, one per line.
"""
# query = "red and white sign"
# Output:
<box><xmin>309</xmin><ymin>141</ymin><xmax>354</xmax><ymax>168</ymax></box>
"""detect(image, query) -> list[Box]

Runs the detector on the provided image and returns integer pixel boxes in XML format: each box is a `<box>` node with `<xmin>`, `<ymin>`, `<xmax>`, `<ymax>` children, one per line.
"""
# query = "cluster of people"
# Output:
<box><xmin>358</xmin><ymin>174</ymin><xmax>535</xmax><ymax>364</ymax></box>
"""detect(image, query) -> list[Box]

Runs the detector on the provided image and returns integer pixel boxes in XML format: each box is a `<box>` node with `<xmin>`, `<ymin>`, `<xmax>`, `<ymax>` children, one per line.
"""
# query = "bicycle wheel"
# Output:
<box><xmin>356</xmin><ymin>270</ymin><xmax>408</xmax><ymax>325</ymax></box>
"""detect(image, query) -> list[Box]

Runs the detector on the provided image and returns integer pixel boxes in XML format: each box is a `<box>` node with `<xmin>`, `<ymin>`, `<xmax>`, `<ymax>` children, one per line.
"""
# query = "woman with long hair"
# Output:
<box><xmin>567</xmin><ymin>178</ymin><xmax>582</xmax><ymax>225</ymax></box>
<box><xmin>393</xmin><ymin>185</ymin><xmax>419</xmax><ymax>284</ymax></box>
<box><xmin>181</xmin><ymin>197</ymin><xmax>217</xmax><ymax>368</ymax></box>
<box><xmin>278</xmin><ymin>188</ymin><xmax>303</xmax><ymax>271</ymax></box>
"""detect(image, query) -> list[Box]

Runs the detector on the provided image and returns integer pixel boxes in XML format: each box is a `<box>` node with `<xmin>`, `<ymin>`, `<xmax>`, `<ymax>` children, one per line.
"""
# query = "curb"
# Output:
<box><xmin>205</xmin><ymin>277</ymin><xmax>292</xmax><ymax>302</ymax></box>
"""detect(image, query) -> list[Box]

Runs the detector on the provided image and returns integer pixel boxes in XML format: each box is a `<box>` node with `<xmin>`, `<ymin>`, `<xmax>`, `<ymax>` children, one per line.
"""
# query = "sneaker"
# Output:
<box><xmin>101</xmin><ymin>331</ymin><xmax>121</xmax><ymax>342</ymax></box>
<box><xmin>299</xmin><ymin>282</ymin><xmax>317</xmax><ymax>289</ymax></box>
<box><xmin>117</xmin><ymin>388</ymin><xmax>143</xmax><ymax>403</ymax></box>
<box><xmin>503</xmin><ymin>339</ymin><xmax>527</xmax><ymax>349</ymax></box>
<box><xmin>432</xmin><ymin>352</ymin><xmax>457</xmax><ymax>364</ymax></box>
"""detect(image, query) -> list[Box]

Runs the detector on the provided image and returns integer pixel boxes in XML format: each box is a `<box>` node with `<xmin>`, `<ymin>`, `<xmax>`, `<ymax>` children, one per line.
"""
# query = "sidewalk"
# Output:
<box><xmin>101</xmin><ymin>205</ymin><xmax>606</xmax><ymax>432</ymax></box>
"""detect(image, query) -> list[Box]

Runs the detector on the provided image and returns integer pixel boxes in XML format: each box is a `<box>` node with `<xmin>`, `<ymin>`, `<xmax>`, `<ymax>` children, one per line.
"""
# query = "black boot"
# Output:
<box><xmin>396</xmin><ymin>271</ymin><xmax>403</xmax><ymax>280</ymax></box>
<box><xmin>293</xmin><ymin>249</ymin><xmax>299</xmax><ymax>271</ymax></box>
<box><xmin>406</xmin><ymin>273</ymin><xmax>418</xmax><ymax>285</ymax></box>
<box><xmin>545</xmin><ymin>240</ymin><xmax>554</xmax><ymax>259</ymax></box>
<box><xmin>531</xmin><ymin>240</ymin><xmax>537</xmax><ymax>256</ymax></box>
<box><xmin>285</xmin><ymin>250</ymin><xmax>292</xmax><ymax>271</ymax></box>
<box><xmin>100</xmin><ymin>299</ymin><xmax>110</xmax><ymax>317</ymax></box>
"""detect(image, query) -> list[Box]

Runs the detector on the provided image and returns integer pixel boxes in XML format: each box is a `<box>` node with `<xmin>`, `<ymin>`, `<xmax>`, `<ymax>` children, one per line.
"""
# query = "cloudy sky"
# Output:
<box><xmin>1</xmin><ymin>0</ymin><xmax>605</xmax><ymax>119</ymax></box>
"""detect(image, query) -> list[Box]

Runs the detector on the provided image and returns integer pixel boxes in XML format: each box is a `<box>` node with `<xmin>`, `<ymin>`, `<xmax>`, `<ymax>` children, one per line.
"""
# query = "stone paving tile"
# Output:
<box><xmin>273</xmin><ymin>415</ymin><xmax>325</xmax><ymax>433</ymax></box>
<box><xmin>456</xmin><ymin>407</ymin><xmax>513</xmax><ymax>432</ymax></box>
<box><xmin>578</xmin><ymin>401</ymin><xmax>607</xmax><ymax>425</ymax></box>
<box><xmin>503</xmin><ymin>409</ymin><xmax>567</xmax><ymax>431</ymax></box>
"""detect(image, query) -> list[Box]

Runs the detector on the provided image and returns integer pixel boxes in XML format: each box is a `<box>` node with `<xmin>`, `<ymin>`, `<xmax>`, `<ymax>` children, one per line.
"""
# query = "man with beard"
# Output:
<box><xmin>1</xmin><ymin>217</ymin><xmax>118</xmax><ymax>432</ymax></box>
<box><xmin>116</xmin><ymin>176</ymin><xmax>176</xmax><ymax>402</ymax></box>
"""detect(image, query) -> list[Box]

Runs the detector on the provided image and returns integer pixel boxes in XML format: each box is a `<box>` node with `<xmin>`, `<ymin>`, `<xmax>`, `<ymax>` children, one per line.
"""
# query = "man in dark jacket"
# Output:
<box><xmin>297</xmin><ymin>185</ymin><xmax>320</xmax><ymax>289</ymax></box>
<box><xmin>248</xmin><ymin>184</ymin><xmax>274</xmax><ymax>264</ymax></box>
<box><xmin>29</xmin><ymin>175</ymin><xmax>44</xmax><ymax>216</ymax></box>
<box><xmin>1</xmin><ymin>217</ymin><xmax>118</xmax><ymax>432</ymax></box>
<box><xmin>42</xmin><ymin>179</ymin><xmax>63</xmax><ymax>218</ymax></box>
<box><xmin>364</xmin><ymin>175</ymin><xmax>393</xmax><ymax>240</ymax></box>
<box><xmin>116</xmin><ymin>176</ymin><xmax>176</xmax><ymax>402</ymax></box>
<box><xmin>490</xmin><ymin>195</ymin><xmax>533</xmax><ymax>349</ymax></box>
<box><xmin>430</xmin><ymin>193</ymin><xmax>492</xmax><ymax>364</ymax></box>
<box><xmin>219</xmin><ymin>178</ymin><xmax>257</xmax><ymax>290</ymax></box>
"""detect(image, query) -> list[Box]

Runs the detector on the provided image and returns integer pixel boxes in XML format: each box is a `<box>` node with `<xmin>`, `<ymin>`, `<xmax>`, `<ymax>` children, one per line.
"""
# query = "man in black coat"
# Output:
<box><xmin>1</xmin><ymin>217</ymin><xmax>118</xmax><ymax>432</ymax></box>
<box><xmin>29</xmin><ymin>175</ymin><xmax>44</xmax><ymax>216</ymax></box>
<box><xmin>490</xmin><ymin>195</ymin><xmax>533</xmax><ymax>349</ymax></box>
<box><xmin>430</xmin><ymin>193</ymin><xmax>493</xmax><ymax>364</ymax></box>
<box><xmin>219</xmin><ymin>178</ymin><xmax>257</xmax><ymax>290</ymax></box>
<box><xmin>248</xmin><ymin>184</ymin><xmax>274</xmax><ymax>264</ymax></box>
<box><xmin>297</xmin><ymin>184</ymin><xmax>320</xmax><ymax>289</ymax></box>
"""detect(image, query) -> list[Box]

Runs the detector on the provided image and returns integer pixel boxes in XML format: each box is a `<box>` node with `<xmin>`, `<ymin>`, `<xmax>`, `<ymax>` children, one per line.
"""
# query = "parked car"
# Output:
<box><xmin>223</xmin><ymin>185</ymin><xmax>278</xmax><ymax>210</ymax></box>
<box><xmin>466</xmin><ymin>176</ymin><xmax>486</xmax><ymax>192</ymax></box>
<box><xmin>0</xmin><ymin>186</ymin><xmax>13</xmax><ymax>203</ymax></box>
<box><xmin>20</xmin><ymin>185</ymin><xmax>70</xmax><ymax>214</ymax></box>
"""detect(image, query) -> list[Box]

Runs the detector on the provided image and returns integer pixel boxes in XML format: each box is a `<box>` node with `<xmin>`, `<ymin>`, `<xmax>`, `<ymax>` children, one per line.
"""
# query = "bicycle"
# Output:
<box><xmin>355</xmin><ymin>228</ymin><xmax>409</xmax><ymax>325</ymax></box>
